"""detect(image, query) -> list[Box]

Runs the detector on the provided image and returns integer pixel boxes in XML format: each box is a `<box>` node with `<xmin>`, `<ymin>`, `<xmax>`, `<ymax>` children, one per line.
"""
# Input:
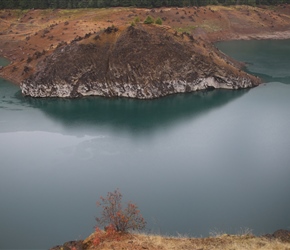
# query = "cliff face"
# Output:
<box><xmin>20</xmin><ymin>24</ymin><xmax>261</xmax><ymax>99</ymax></box>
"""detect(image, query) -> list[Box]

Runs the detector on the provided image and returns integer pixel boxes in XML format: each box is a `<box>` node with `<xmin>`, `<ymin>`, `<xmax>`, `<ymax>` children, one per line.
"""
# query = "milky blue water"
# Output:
<box><xmin>1</xmin><ymin>40</ymin><xmax>290</xmax><ymax>249</ymax></box>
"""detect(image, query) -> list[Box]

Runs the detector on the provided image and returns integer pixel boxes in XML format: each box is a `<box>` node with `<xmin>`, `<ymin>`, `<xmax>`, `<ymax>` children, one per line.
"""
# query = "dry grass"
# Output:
<box><xmin>82</xmin><ymin>231</ymin><xmax>290</xmax><ymax>250</ymax></box>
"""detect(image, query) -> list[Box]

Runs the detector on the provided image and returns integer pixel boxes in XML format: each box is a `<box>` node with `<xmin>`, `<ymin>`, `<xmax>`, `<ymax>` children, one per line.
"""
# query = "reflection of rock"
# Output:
<box><xmin>21</xmin><ymin>24</ymin><xmax>260</xmax><ymax>99</ymax></box>
<box><xmin>21</xmin><ymin>88</ymin><xmax>248</xmax><ymax>134</ymax></box>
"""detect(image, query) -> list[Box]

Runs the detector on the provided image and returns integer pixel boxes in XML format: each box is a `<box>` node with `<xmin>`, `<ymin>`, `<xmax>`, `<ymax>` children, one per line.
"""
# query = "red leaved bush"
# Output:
<box><xmin>93</xmin><ymin>224</ymin><xmax>121</xmax><ymax>247</ymax></box>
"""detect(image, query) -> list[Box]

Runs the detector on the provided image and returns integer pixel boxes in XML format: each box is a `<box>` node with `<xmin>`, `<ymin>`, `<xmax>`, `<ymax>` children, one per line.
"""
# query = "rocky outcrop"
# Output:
<box><xmin>20</xmin><ymin>24</ymin><xmax>261</xmax><ymax>99</ymax></box>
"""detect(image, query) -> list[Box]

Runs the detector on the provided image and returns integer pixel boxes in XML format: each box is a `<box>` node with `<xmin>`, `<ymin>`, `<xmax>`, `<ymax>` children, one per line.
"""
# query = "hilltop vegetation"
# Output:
<box><xmin>1</xmin><ymin>0</ymin><xmax>290</xmax><ymax>9</ymax></box>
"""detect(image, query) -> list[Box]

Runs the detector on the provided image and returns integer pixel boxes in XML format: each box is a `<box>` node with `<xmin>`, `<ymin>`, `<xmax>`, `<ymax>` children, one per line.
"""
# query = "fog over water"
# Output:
<box><xmin>1</xmin><ymin>39</ymin><xmax>290</xmax><ymax>249</ymax></box>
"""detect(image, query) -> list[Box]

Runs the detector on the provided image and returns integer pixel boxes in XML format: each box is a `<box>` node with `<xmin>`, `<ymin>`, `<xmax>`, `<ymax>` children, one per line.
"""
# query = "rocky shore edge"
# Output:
<box><xmin>21</xmin><ymin>75</ymin><xmax>258</xmax><ymax>99</ymax></box>
<box><xmin>224</xmin><ymin>30</ymin><xmax>290</xmax><ymax>42</ymax></box>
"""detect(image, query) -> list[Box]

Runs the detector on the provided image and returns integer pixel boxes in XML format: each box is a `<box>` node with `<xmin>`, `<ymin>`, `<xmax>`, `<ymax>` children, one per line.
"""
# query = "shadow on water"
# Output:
<box><xmin>17</xmin><ymin>88</ymin><xmax>249</xmax><ymax>134</ymax></box>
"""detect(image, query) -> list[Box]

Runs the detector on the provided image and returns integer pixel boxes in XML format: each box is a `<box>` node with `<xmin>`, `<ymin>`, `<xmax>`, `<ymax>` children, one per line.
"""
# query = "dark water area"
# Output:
<box><xmin>1</xmin><ymin>40</ymin><xmax>290</xmax><ymax>249</ymax></box>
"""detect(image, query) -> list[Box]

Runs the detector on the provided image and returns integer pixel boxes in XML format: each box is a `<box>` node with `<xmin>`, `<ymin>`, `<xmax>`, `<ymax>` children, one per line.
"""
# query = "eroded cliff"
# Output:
<box><xmin>20</xmin><ymin>24</ymin><xmax>261</xmax><ymax>99</ymax></box>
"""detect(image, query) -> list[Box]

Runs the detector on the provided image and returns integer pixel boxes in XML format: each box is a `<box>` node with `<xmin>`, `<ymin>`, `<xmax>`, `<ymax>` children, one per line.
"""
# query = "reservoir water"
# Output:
<box><xmin>1</xmin><ymin>40</ymin><xmax>290</xmax><ymax>249</ymax></box>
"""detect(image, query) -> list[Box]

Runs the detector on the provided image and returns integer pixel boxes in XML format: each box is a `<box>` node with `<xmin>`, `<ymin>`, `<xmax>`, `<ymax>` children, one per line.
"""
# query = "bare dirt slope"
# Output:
<box><xmin>1</xmin><ymin>4</ymin><xmax>290</xmax><ymax>84</ymax></box>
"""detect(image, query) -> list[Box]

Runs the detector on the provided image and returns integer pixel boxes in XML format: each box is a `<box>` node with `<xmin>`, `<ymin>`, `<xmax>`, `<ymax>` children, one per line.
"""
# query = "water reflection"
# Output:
<box><xmin>18</xmin><ymin>89</ymin><xmax>248</xmax><ymax>134</ymax></box>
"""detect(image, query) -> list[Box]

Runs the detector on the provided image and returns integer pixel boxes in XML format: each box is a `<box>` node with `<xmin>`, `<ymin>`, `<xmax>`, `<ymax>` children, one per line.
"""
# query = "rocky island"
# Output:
<box><xmin>20</xmin><ymin>24</ymin><xmax>260</xmax><ymax>99</ymax></box>
<box><xmin>2</xmin><ymin>5</ymin><xmax>290</xmax><ymax>99</ymax></box>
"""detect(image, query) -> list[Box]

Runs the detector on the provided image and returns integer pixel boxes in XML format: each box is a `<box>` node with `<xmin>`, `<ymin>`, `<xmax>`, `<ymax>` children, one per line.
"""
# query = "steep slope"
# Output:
<box><xmin>20</xmin><ymin>24</ymin><xmax>261</xmax><ymax>99</ymax></box>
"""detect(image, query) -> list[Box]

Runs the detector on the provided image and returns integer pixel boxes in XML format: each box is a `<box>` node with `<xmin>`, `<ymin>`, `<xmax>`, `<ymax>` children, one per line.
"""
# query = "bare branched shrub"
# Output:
<box><xmin>95</xmin><ymin>189</ymin><xmax>146</xmax><ymax>233</ymax></box>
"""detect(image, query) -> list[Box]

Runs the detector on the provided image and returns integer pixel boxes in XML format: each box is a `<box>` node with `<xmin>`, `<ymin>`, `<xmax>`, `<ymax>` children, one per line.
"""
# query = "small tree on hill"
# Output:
<box><xmin>155</xmin><ymin>17</ymin><xmax>163</xmax><ymax>25</ymax></box>
<box><xmin>144</xmin><ymin>15</ymin><xmax>155</xmax><ymax>24</ymax></box>
<box><xmin>95</xmin><ymin>189</ymin><xmax>146</xmax><ymax>232</ymax></box>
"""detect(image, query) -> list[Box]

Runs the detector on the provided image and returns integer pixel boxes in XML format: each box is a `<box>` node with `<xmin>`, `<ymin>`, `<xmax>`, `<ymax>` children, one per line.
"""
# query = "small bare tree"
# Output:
<box><xmin>95</xmin><ymin>189</ymin><xmax>146</xmax><ymax>232</ymax></box>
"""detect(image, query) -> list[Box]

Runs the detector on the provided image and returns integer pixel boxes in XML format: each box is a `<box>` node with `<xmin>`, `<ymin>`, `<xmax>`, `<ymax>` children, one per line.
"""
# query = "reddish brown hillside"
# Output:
<box><xmin>1</xmin><ymin>5</ymin><xmax>290</xmax><ymax>84</ymax></box>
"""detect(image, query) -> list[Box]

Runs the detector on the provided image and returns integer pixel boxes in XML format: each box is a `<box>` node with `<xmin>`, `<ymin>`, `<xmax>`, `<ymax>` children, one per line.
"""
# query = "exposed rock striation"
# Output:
<box><xmin>20</xmin><ymin>24</ymin><xmax>261</xmax><ymax>99</ymax></box>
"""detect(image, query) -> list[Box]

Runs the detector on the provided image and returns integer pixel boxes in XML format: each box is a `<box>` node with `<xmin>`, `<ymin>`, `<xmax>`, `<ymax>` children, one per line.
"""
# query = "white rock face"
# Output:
<box><xmin>21</xmin><ymin>76</ymin><xmax>256</xmax><ymax>99</ymax></box>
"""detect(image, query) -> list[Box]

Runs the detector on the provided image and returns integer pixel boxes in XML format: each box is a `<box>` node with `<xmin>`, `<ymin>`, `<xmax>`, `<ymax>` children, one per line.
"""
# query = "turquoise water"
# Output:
<box><xmin>216</xmin><ymin>39</ymin><xmax>290</xmax><ymax>83</ymax></box>
<box><xmin>1</xmin><ymin>40</ymin><xmax>290</xmax><ymax>249</ymax></box>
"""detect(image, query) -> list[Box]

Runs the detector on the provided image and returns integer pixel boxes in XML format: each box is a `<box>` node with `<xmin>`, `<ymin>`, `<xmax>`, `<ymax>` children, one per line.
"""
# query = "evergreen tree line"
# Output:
<box><xmin>1</xmin><ymin>0</ymin><xmax>290</xmax><ymax>10</ymax></box>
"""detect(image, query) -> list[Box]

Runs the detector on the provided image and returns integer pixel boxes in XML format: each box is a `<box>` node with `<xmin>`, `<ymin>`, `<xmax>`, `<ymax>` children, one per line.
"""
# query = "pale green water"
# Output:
<box><xmin>1</xmin><ymin>40</ymin><xmax>290</xmax><ymax>249</ymax></box>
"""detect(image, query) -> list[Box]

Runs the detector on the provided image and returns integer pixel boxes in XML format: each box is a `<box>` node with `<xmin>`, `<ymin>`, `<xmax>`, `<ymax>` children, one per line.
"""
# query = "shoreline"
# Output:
<box><xmin>224</xmin><ymin>30</ymin><xmax>290</xmax><ymax>41</ymax></box>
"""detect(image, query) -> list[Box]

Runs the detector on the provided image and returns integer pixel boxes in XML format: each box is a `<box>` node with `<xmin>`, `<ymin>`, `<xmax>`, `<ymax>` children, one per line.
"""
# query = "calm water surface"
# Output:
<box><xmin>1</xmin><ymin>40</ymin><xmax>290</xmax><ymax>249</ymax></box>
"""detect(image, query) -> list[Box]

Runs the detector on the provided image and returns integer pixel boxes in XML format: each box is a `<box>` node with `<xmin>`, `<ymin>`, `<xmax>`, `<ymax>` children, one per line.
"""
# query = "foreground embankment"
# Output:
<box><xmin>50</xmin><ymin>229</ymin><xmax>290</xmax><ymax>250</ymax></box>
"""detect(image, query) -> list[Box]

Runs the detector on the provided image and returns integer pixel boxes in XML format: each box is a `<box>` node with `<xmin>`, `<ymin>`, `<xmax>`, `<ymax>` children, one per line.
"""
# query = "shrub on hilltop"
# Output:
<box><xmin>144</xmin><ymin>15</ymin><xmax>155</xmax><ymax>24</ymax></box>
<box><xmin>155</xmin><ymin>17</ymin><xmax>163</xmax><ymax>25</ymax></box>
<box><xmin>95</xmin><ymin>189</ymin><xmax>146</xmax><ymax>233</ymax></box>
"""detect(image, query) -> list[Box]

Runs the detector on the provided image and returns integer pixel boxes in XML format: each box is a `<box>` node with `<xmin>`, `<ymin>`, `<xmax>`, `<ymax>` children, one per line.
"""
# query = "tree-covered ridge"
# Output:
<box><xmin>1</xmin><ymin>0</ymin><xmax>290</xmax><ymax>9</ymax></box>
